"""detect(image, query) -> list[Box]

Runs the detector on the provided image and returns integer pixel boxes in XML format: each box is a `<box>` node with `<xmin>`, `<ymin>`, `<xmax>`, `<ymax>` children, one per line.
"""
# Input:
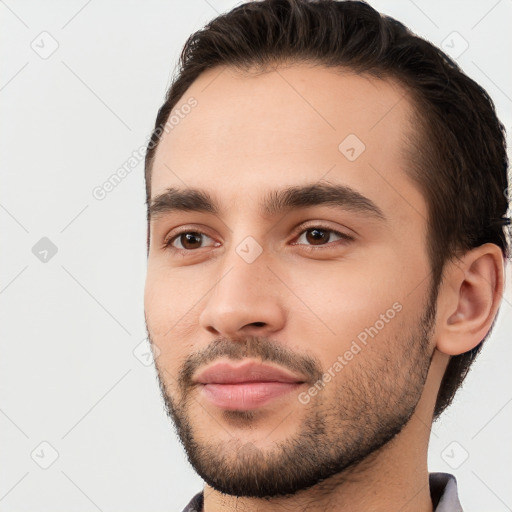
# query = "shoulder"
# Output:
<box><xmin>180</xmin><ymin>490</ymin><xmax>204</xmax><ymax>512</ymax></box>
<box><xmin>430</xmin><ymin>472</ymin><xmax>463</xmax><ymax>512</ymax></box>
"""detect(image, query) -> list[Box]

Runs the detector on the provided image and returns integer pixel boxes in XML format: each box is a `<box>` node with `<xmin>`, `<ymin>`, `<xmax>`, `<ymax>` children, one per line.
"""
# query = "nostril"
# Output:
<box><xmin>251</xmin><ymin>322</ymin><xmax>266</xmax><ymax>327</ymax></box>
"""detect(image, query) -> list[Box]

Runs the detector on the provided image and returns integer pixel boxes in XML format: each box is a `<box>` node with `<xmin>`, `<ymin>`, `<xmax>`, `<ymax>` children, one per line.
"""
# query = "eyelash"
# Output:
<box><xmin>162</xmin><ymin>224</ymin><xmax>354</xmax><ymax>254</ymax></box>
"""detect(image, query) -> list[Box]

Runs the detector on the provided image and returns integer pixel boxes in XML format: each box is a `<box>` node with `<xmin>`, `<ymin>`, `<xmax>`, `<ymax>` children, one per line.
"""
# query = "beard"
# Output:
<box><xmin>148</xmin><ymin>288</ymin><xmax>437</xmax><ymax>499</ymax></box>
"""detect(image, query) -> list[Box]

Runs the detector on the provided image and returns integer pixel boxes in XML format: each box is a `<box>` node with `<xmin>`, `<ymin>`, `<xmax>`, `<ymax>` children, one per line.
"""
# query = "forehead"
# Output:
<box><xmin>150</xmin><ymin>63</ymin><xmax>426</xmax><ymax>227</ymax></box>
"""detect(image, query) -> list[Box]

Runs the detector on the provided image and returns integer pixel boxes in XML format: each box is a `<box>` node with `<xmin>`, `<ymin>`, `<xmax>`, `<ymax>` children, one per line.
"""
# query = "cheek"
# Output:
<box><xmin>145</xmin><ymin>261</ymin><xmax>204</xmax><ymax>322</ymax></box>
<box><xmin>144</xmin><ymin>267</ymin><xmax>204</xmax><ymax>365</ymax></box>
<box><xmin>283</xmin><ymin>256</ymin><xmax>423</xmax><ymax>363</ymax></box>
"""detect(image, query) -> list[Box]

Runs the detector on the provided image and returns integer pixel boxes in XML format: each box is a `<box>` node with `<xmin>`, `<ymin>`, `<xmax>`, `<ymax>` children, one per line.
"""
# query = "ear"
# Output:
<box><xmin>435</xmin><ymin>243</ymin><xmax>506</xmax><ymax>356</ymax></box>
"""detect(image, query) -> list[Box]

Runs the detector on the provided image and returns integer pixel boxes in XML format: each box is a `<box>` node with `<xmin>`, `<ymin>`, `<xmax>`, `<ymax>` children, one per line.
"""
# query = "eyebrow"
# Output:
<box><xmin>148</xmin><ymin>182</ymin><xmax>386</xmax><ymax>222</ymax></box>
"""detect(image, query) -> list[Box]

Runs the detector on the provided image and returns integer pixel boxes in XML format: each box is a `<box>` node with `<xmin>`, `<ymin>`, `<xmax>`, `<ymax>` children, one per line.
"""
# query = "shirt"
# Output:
<box><xmin>180</xmin><ymin>472</ymin><xmax>463</xmax><ymax>511</ymax></box>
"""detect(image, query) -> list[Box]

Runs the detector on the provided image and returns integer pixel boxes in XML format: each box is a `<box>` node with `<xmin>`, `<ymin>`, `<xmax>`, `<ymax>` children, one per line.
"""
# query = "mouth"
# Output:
<box><xmin>193</xmin><ymin>360</ymin><xmax>307</xmax><ymax>410</ymax></box>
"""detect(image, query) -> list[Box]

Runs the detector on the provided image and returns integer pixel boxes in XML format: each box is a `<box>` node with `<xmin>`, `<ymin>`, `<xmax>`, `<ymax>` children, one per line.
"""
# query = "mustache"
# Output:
<box><xmin>176</xmin><ymin>335</ymin><xmax>324</xmax><ymax>393</ymax></box>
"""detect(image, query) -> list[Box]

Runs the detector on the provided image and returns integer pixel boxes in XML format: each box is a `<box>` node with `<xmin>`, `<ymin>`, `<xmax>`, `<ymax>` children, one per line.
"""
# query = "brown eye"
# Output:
<box><xmin>178</xmin><ymin>232</ymin><xmax>203</xmax><ymax>249</ymax></box>
<box><xmin>166</xmin><ymin>231</ymin><xmax>216</xmax><ymax>251</ymax></box>
<box><xmin>295</xmin><ymin>226</ymin><xmax>351</xmax><ymax>247</ymax></box>
<box><xmin>305</xmin><ymin>228</ymin><xmax>331</xmax><ymax>245</ymax></box>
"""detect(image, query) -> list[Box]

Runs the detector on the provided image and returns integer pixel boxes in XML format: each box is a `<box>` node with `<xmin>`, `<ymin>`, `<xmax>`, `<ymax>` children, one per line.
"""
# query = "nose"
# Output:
<box><xmin>198</xmin><ymin>251</ymin><xmax>287</xmax><ymax>339</ymax></box>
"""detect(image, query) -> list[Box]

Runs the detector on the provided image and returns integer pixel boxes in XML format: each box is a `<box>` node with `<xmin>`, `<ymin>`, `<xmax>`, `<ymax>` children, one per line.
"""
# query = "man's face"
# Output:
<box><xmin>144</xmin><ymin>64</ymin><xmax>437</xmax><ymax>497</ymax></box>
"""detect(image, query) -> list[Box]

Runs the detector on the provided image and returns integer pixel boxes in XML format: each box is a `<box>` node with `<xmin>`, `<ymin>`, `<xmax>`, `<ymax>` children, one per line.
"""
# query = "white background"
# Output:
<box><xmin>1</xmin><ymin>1</ymin><xmax>511</xmax><ymax>511</ymax></box>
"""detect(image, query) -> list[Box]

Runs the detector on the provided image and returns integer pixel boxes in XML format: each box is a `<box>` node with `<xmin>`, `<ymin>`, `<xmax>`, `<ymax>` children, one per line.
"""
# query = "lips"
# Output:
<box><xmin>194</xmin><ymin>360</ymin><xmax>307</xmax><ymax>385</ymax></box>
<box><xmin>194</xmin><ymin>360</ymin><xmax>307</xmax><ymax>410</ymax></box>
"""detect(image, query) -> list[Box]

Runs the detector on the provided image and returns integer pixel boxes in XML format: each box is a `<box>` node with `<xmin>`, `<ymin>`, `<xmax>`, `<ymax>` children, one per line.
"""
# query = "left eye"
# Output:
<box><xmin>294</xmin><ymin>227</ymin><xmax>352</xmax><ymax>246</ymax></box>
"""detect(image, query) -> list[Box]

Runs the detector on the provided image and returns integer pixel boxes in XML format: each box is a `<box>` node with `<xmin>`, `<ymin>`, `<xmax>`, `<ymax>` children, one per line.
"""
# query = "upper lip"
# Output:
<box><xmin>194</xmin><ymin>360</ymin><xmax>307</xmax><ymax>385</ymax></box>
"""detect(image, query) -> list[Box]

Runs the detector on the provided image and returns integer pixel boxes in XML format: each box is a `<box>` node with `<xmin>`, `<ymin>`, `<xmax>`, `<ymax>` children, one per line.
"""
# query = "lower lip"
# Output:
<box><xmin>200</xmin><ymin>382</ymin><xmax>303</xmax><ymax>410</ymax></box>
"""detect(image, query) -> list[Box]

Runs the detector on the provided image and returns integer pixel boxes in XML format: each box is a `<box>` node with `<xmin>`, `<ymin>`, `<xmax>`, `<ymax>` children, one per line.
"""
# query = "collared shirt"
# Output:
<box><xmin>180</xmin><ymin>472</ymin><xmax>463</xmax><ymax>511</ymax></box>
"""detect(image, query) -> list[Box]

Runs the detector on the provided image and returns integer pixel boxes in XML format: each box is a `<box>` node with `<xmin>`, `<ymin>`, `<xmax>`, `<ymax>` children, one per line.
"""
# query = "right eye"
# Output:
<box><xmin>164</xmin><ymin>230</ymin><xmax>219</xmax><ymax>252</ymax></box>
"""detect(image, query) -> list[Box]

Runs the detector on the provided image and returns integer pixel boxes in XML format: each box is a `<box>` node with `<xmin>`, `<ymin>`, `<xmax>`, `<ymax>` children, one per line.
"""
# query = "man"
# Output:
<box><xmin>143</xmin><ymin>0</ymin><xmax>509</xmax><ymax>510</ymax></box>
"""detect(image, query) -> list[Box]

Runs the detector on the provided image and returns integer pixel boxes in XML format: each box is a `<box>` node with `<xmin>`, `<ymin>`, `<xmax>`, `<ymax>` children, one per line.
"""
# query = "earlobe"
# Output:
<box><xmin>436</xmin><ymin>243</ymin><xmax>505</xmax><ymax>356</ymax></box>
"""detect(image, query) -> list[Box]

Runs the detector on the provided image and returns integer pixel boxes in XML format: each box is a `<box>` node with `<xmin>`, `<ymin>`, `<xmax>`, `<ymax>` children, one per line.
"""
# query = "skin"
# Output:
<box><xmin>144</xmin><ymin>63</ymin><xmax>504</xmax><ymax>511</ymax></box>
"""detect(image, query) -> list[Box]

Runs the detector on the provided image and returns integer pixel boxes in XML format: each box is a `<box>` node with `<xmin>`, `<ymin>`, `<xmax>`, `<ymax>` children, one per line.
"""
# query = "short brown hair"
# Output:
<box><xmin>145</xmin><ymin>0</ymin><xmax>510</xmax><ymax>419</ymax></box>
